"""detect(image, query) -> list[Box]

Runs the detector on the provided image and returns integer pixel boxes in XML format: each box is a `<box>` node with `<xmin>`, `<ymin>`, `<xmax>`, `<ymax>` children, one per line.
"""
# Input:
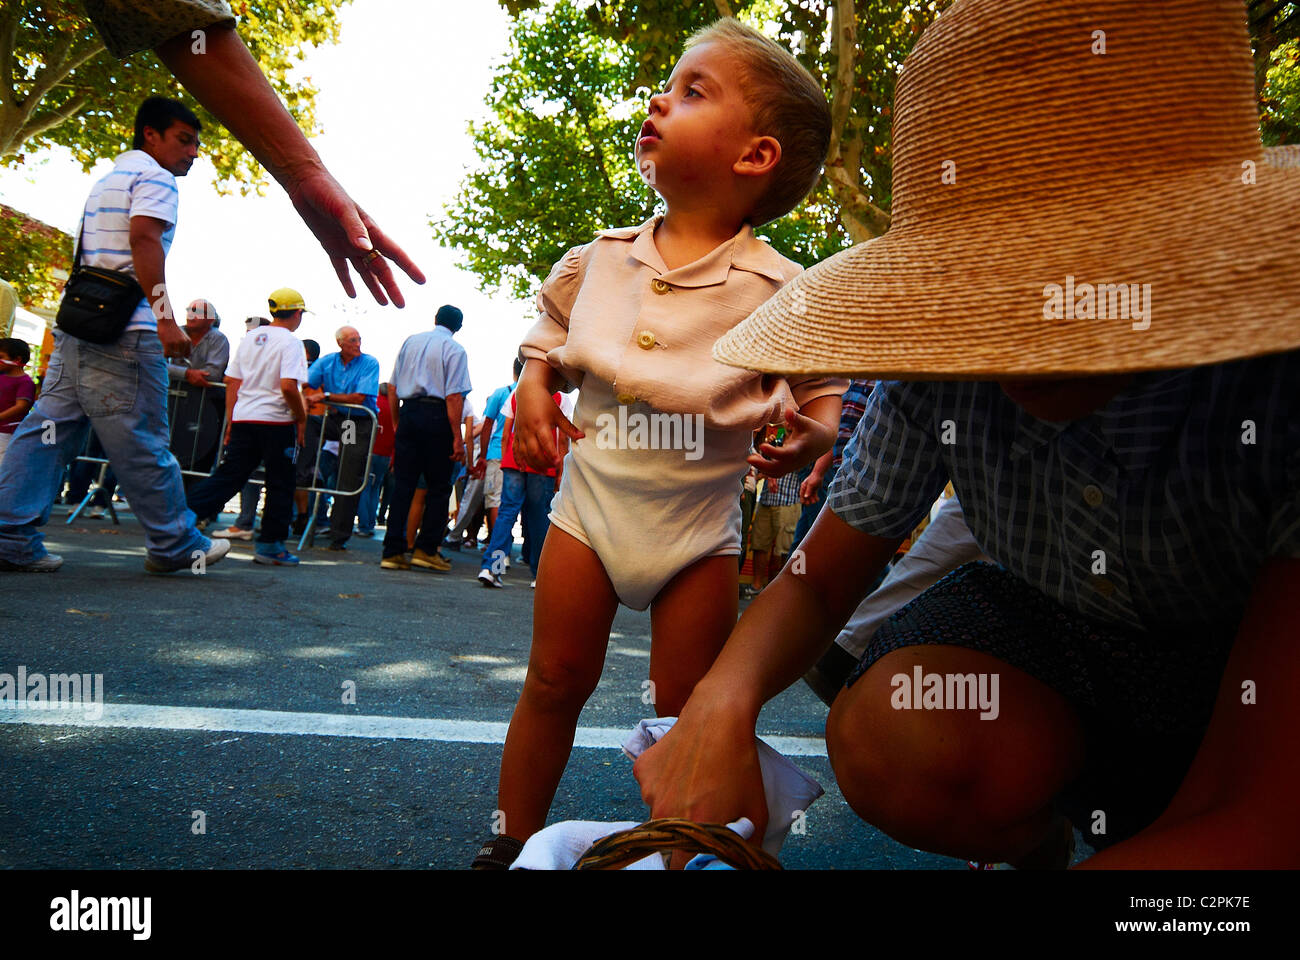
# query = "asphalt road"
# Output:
<box><xmin>0</xmin><ymin>505</ymin><xmax>1075</xmax><ymax>870</ymax></box>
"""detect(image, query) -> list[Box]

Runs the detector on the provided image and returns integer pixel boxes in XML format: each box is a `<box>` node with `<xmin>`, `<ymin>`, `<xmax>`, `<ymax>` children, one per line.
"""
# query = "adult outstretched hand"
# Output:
<box><xmin>286</xmin><ymin>166</ymin><xmax>426</xmax><ymax>308</ymax></box>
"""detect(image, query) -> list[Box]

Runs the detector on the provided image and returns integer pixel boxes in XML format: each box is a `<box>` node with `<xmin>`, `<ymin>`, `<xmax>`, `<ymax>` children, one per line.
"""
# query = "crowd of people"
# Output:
<box><xmin>1</xmin><ymin>0</ymin><xmax>1296</xmax><ymax>874</ymax></box>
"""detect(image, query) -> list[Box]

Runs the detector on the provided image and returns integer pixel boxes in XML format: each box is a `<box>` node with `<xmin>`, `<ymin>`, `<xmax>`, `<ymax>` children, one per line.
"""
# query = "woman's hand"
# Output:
<box><xmin>286</xmin><ymin>168</ymin><xmax>426</xmax><ymax>307</ymax></box>
<box><xmin>633</xmin><ymin>699</ymin><xmax>769</xmax><ymax>868</ymax></box>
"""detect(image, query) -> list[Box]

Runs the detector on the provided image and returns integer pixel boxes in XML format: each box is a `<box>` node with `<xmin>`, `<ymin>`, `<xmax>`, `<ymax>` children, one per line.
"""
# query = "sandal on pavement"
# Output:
<box><xmin>471</xmin><ymin>835</ymin><xmax>524</xmax><ymax>870</ymax></box>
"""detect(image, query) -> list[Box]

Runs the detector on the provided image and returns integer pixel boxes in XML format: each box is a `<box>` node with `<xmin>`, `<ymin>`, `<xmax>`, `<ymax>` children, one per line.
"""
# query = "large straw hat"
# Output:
<box><xmin>714</xmin><ymin>0</ymin><xmax>1300</xmax><ymax>379</ymax></box>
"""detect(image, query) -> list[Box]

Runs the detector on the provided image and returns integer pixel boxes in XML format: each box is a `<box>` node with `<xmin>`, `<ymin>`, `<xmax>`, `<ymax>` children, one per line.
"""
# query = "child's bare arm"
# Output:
<box><xmin>513</xmin><ymin>360</ymin><xmax>584</xmax><ymax>472</ymax></box>
<box><xmin>0</xmin><ymin>397</ymin><xmax>32</xmax><ymax>425</ymax></box>
<box><xmin>748</xmin><ymin>393</ymin><xmax>840</xmax><ymax>478</ymax></box>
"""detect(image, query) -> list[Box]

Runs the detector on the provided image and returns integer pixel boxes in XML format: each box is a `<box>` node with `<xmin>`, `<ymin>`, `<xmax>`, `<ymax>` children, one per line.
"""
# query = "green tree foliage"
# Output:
<box><xmin>0</xmin><ymin>203</ymin><xmax>69</xmax><ymax>308</ymax></box>
<box><xmin>433</xmin><ymin>0</ymin><xmax>948</xmax><ymax>300</ymax></box>
<box><xmin>0</xmin><ymin>0</ymin><xmax>350</xmax><ymax>194</ymax></box>
<box><xmin>1254</xmin><ymin>1</ymin><xmax>1300</xmax><ymax>144</ymax></box>
<box><xmin>438</xmin><ymin>0</ymin><xmax>1300</xmax><ymax>301</ymax></box>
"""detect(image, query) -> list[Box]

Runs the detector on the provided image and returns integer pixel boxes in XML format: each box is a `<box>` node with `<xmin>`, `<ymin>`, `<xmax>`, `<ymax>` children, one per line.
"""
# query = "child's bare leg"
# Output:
<box><xmin>826</xmin><ymin>645</ymin><xmax>1085</xmax><ymax>864</ymax></box>
<box><xmin>648</xmin><ymin>555</ymin><xmax>739</xmax><ymax>716</ymax></box>
<box><xmin>496</xmin><ymin>526</ymin><xmax>619</xmax><ymax>841</ymax></box>
<box><xmin>752</xmin><ymin>548</ymin><xmax>772</xmax><ymax>590</ymax></box>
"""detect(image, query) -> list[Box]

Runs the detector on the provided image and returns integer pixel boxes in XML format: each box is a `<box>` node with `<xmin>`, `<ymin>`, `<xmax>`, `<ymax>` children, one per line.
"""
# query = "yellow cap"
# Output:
<box><xmin>267</xmin><ymin>287</ymin><xmax>309</xmax><ymax>313</ymax></box>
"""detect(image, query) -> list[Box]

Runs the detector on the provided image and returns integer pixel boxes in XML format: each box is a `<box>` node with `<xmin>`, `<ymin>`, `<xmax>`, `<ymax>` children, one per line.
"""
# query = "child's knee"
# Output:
<box><xmin>522</xmin><ymin>657</ymin><xmax>601</xmax><ymax>713</ymax></box>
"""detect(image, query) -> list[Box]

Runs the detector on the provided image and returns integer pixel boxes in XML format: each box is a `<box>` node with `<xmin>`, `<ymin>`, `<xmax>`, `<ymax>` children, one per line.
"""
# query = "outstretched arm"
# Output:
<box><xmin>634</xmin><ymin>507</ymin><xmax>899</xmax><ymax>845</ymax></box>
<box><xmin>153</xmin><ymin>23</ymin><xmax>425</xmax><ymax>306</ymax></box>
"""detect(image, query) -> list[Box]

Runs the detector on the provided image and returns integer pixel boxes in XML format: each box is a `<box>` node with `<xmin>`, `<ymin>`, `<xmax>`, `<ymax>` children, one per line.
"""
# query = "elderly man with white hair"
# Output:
<box><xmin>304</xmin><ymin>323</ymin><xmax>380</xmax><ymax>551</ymax></box>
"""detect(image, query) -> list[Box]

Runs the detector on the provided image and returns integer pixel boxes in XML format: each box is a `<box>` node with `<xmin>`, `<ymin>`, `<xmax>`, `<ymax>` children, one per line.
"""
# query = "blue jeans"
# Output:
<box><xmin>0</xmin><ymin>331</ymin><xmax>209</xmax><ymax>565</ymax></box>
<box><xmin>792</xmin><ymin>462</ymin><xmax>837</xmax><ymax>551</ymax></box>
<box><xmin>235</xmin><ymin>481</ymin><xmax>261</xmax><ymax>530</ymax></box>
<box><xmin>356</xmin><ymin>454</ymin><xmax>389</xmax><ymax>534</ymax></box>
<box><xmin>480</xmin><ymin>468</ymin><xmax>553</xmax><ymax>578</ymax></box>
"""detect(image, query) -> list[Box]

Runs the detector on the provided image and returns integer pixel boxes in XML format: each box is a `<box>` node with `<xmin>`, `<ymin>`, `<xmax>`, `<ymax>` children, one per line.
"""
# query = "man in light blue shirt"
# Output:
<box><xmin>304</xmin><ymin>324</ymin><xmax>380</xmax><ymax>550</ymax></box>
<box><xmin>381</xmin><ymin>305</ymin><xmax>471</xmax><ymax>570</ymax></box>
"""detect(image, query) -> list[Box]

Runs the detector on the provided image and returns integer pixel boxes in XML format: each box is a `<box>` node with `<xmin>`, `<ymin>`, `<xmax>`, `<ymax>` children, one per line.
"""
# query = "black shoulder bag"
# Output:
<box><xmin>54</xmin><ymin>222</ymin><xmax>146</xmax><ymax>345</ymax></box>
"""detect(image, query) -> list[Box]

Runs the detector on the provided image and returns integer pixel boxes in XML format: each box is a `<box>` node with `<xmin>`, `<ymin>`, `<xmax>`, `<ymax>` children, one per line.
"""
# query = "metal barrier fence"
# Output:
<box><xmin>291</xmin><ymin>401</ymin><xmax>378</xmax><ymax>550</ymax></box>
<box><xmin>69</xmin><ymin>379</ymin><xmax>378</xmax><ymax>551</ymax></box>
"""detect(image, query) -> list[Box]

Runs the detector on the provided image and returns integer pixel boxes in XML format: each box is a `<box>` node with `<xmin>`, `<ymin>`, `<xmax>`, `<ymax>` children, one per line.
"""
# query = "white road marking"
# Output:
<box><xmin>0</xmin><ymin>702</ymin><xmax>828</xmax><ymax>756</ymax></box>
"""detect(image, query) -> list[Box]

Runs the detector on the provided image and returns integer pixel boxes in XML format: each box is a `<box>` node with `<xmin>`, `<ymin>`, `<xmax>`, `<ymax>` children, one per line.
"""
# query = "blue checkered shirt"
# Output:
<box><xmin>828</xmin><ymin>351</ymin><xmax>1300</xmax><ymax>635</ymax></box>
<box><xmin>760</xmin><ymin>470</ymin><xmax>802</xmax><ymax>507</ymax></box>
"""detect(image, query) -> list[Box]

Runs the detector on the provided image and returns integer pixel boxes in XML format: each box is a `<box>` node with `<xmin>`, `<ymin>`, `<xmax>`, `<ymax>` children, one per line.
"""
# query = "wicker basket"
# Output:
<box><xmin>574</xmin><ymin>818</ymin><xmax>782</xmax><ymax>870</ymax></box>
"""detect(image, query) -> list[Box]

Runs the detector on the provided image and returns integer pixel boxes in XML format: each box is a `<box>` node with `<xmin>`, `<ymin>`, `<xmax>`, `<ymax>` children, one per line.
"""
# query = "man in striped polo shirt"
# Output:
<box><xmin>0</xmin><ymin>97</ymin><xmax>230</xmax><ymax>574</ymax></box>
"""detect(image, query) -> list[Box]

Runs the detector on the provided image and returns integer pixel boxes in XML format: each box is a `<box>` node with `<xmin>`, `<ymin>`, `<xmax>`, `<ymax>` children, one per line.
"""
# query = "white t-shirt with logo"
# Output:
<box><xmin>226</xmin><ymin>325</ymin><xmax>309</xmax><ymax>423</ymax></box>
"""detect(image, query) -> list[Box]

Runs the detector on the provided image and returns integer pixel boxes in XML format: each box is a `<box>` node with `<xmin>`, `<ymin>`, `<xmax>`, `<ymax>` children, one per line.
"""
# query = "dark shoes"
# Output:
<box><xmin>471</xmin><ymin>835</ymin><xmax>524</xmax><ymax>870</ymax></box>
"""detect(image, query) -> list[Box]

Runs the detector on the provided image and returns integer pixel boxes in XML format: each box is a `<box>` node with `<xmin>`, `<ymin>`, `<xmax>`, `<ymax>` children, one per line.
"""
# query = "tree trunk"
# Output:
<box><xmin>823</xmin><ymin>0</ymin><xmax>890</xmax><ymax>241</ymax></box>
<box><xmin>0</xmin><ymin>33</ymin><xmax>106</xmax><ymax>158</ymax></box>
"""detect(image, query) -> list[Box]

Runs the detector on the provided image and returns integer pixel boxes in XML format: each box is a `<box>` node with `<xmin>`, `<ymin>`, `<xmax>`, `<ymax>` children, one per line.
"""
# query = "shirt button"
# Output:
<box><xmin>1090</xmin><ymin>575</ymin><xmax>1115</xmax><ymax>598</ymax></box>
<box><xmin>1082</xmin><ymin>484</ymin><xmax>1104</xmax><ymax>508</ymax></box>
<box><xmin>636</xmin><ymin>331</ymin><xmax>656</xmax><ymax>350</ymax></box>
<box><xmin>651</xmin><ymin>278</ymin><xmax>671</xmax><ymax>294</ymax></box>
<box><xmin>616</xmin><ymin>392</ymin><xmax>638</xmax><ymax>405</ymax></box>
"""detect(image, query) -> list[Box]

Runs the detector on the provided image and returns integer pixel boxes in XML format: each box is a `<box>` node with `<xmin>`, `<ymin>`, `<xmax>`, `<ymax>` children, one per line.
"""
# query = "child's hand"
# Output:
<box><xmin>747</xmin><ymin>404</ymin><xmax>835</xmax><ymax>479</ymax></box>
<box><xmin>512</xmin><ymin>379</ymin><xmax>584</xmax><ymax>472</ymax></box>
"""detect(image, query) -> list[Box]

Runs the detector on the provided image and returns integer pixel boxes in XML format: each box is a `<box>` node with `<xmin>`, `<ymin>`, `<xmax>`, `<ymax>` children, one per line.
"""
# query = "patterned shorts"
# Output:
<box><xmin>845</xmin><ymin>562</ymin><xmax>1233</xmax><ymax>847</ymax></box>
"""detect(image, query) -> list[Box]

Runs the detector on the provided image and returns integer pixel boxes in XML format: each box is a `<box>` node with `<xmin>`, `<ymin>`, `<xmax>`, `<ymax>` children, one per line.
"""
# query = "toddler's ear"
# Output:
<box><xmin>735</xmin><ymin>135</ymin><xmax>781</xmax><ymax>178</ymax></box>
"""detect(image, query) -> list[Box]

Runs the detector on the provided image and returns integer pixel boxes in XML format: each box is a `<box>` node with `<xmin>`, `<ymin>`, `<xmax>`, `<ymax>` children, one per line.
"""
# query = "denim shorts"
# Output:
<box><xmin>845</xmin><ymin>562</ymin><xmax>1233</xmax><ymax>847</ymax></box>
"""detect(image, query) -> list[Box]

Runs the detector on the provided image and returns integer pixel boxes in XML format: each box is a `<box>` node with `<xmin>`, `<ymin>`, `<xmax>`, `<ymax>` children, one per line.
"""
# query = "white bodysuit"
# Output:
<box><xmin>520</xmin><ymin>217</ymin><xmax>846</xmax><ymax>610</ymax></box>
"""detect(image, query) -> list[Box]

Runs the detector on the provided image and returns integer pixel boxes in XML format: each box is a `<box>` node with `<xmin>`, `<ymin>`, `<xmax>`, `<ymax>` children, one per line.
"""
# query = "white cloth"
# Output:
<box><xmin>225</xmin><ymin>326</ymin><xmax>308</xmax><ymax>423</ymax></box>
<box><xmin>78</xmin><ymin>150</ymin><xmax>179</xmax><ymax>333</ymax></box>
<box><xmin>510</xmin><ymin>718</ymin><xmax>823</xmax><ymax>870</ymax></box>
<box><xmin>623</xmin><ymin>718</ymin><xmax>823</xmax><ymax>857</ymax></box>
<box><xmin>511</xmin><ymin>817</ymin><xmax>756</xmax><ymax>871</ymax></box>
<box><xmin>833</xmin><ymin>495</ymin><xmax>987</xmax><ymax>659</ymax></box>
<box><xmin>547</xmin><ymin>376</ymin><xmax>752</xmax><ymax>610</ymax></box>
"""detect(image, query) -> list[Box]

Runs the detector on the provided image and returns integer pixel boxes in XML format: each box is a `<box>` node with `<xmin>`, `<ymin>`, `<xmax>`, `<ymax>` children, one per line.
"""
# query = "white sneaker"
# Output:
<box><xmin>530</xmin><ymin>579</ymin><xmax>536</xmax><ymax>589</ymax></box>
<box><xmin>144</xmin><ymin>538</ymin><xmax>231</xmax><ymax>574</ymax></box>
<box><xmin>84</xmin><ymin>505</ymin><xmax>106</xmax><ymax>519</ymax></box>
<box><xmin>0</xmin><ymin>553</ymin><xmax>63</xmax><ymax>572</ymax></box>
<box><xmin>477</xmin><ymin>568</ymin><xmax>504</xmax><ymax>589</ymax></box>
<box><xmin>214</xmin><ymin>525</ymin><xmax>254</xmax><ymax>541</ymax></box>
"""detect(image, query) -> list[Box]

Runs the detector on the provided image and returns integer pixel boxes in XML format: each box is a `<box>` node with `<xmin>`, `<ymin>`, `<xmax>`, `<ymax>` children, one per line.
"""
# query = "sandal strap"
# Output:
<box><xmin>471</xmin><ymin>835</ymin><xmax>524</xmax><ymax>870</ymax></box>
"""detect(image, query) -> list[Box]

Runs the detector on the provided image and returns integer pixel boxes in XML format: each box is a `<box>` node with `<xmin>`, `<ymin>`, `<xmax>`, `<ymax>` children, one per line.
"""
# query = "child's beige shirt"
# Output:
<box><xmin>519</xmin><ymin>218</ymin><xmax>846</xmax><ymax>609</ymax></box>
<box><xmin>520</xmin><ymin>216</ymin><xmax>845</xmax><ymax>429</ymax></box>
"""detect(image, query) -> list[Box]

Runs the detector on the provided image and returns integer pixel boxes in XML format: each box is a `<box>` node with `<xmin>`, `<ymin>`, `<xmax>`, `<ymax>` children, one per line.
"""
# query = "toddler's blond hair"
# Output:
<box><xmin>685</xmin><ymin>18</ymin><xmax>831</xmax><ymax>226</ymax></box>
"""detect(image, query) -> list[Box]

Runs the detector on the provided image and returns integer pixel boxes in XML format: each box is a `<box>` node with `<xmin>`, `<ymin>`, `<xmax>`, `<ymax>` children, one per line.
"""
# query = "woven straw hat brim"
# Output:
<box><xmin>716</xmin><ymin>154</ymin><xmax>1300</xmax><ymax>380</ymax></box>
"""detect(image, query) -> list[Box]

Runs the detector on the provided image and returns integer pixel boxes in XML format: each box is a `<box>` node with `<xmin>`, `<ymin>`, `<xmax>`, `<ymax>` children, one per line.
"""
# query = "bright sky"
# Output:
<box><xmin>0</xmin><ymin>0</ymin><xmax>532</xmax><ymax>408</ymax></box>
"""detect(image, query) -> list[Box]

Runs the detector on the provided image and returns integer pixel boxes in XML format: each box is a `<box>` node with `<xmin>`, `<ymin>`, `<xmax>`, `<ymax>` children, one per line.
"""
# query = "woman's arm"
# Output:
<box><xmin>634</xmin><ymin>507</ymin><xmax>900</xmax><ymax>840</ymax></box>
<box><xmin>1080</xmin><ymin>557</ymin><xmax>1300</xmax><ymax>867</ymax></box>
<box><xmin>153</xmin><ymin>23</ymin><xmax>424</xmax><ymax>306</ymax></box>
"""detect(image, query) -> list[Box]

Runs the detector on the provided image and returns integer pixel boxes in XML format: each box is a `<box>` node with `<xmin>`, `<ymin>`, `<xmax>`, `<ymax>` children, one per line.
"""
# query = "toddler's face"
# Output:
<box><xmin>636</xmin><ymin>42</ymin><xmax>760</xmax><ymax>196</ymax></box>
